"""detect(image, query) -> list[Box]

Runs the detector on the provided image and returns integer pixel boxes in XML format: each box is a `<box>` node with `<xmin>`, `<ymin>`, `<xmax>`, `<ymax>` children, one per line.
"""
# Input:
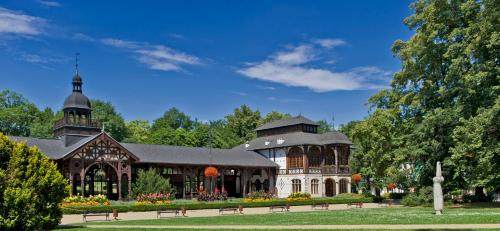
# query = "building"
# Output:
<box><xmin>11</xmin><ymin>72</ymin><xmax>352</xmax><ymax>200</ymax></box>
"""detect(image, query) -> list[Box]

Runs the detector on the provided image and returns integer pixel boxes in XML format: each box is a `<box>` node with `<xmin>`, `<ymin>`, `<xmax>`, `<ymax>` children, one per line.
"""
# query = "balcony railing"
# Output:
<box><xmin>54</xmin><ymin>118</ymin><xmax>102</xmax><ymax>129</ymax></box>
<box><xmin>277</xmin><ymin>165</ymin><xmax>350</xmax><ymax>175</ymax></box>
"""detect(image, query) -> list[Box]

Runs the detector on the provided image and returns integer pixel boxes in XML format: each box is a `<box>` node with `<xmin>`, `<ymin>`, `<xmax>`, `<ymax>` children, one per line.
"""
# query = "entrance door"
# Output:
<box><xmin>325</xmin><ymin>178</ymin><xmax>336</xmax><ymax>197</ymax></box>
<box><xmin>84</xmin><ymin>164</ymin><xmax>119</xmax><ymax>200</ymax></box>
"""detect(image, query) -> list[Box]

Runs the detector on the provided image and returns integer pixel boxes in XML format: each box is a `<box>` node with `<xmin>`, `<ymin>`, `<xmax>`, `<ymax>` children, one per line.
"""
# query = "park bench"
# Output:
<box><xmin>219</xmin><ymin>206</ymin><xmax>239</xmax><ymax>215</ymax></box>
<box><xmin>82</xmin><ymin>211</ymin><xmax>110</xmax><ymax>222</ymax></box>
<box><xmin>269</xmin><ymin>204</ymin><xmax>289</xmax><ymax>212</ymax></box>
<box><xmin>311</xmin><ymin>203</ymin><xmax>329</xmax><ymax>210</ymax></box>
<box><xmin>347</xmin><ymin>202</ymin><xmax>363</xmax><ymax>208</ymax></box>
<box><xmin>157</xmin><ymin>208</ymin><xmax>180</xmax><ymax>218</ymax></box>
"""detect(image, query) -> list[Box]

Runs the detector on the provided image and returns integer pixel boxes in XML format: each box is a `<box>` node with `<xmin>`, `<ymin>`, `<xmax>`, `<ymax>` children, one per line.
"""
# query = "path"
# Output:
<box><xmin>61</xmin><ymin>203</ymin><xmax>390</xmax><ymax>224</ymax></box>
<box><xmin>82</xmin><ymin>224</ymin><xmax>500</xmax><ymax>230</ymax></box>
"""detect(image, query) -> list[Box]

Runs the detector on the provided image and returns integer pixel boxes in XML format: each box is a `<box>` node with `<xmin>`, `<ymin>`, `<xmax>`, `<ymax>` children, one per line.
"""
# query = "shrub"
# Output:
<box><xmin>418</xmin><ymin>186</ymin><xmax>433</xmax><ymax>204</ymax></box>
<box><xmin>136</xmin><ymin>192</ymin><xmax>171</xmax><ymax>204</ymax></box>
<box><xmin>287</xmin><ymin>192</ymin><xmax>311</xmax><ymax>201</ymax></box>
<box><xmin>61</xmin><ymin>194</ymin><xmax>110</xmax><ymax>207</ymax></box>
<box><xmin>132</xmin><ymin>168</ymin><xmax>172</xmax><ymax>197</ymax></box>
<box><xmin>401</xmin><ymin>193</ymin><xmax>421</xmax><ymax>207</ymax></box>
<box><xmin>0</xmin><ymin>133</ymin><xmax>69</xmax><ymax>230</ymax></box>
<box><xmin>245</xmin><ymin>190</ymin><xmax>274</xmax><ymax>202</ymax></box>
<box><xmin>197</xmin><ymin>191</ymin><xmax>228</xmax><ymax>202</ymax></box>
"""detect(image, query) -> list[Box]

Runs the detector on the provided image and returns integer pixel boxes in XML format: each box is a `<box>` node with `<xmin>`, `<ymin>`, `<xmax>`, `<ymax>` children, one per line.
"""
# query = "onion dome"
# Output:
<box><xmin>63</xmin><ymin>73</ymin><xmax>91</xmax><ymax>110</ymax></box>
<box><xmin>204</xmin><ymin>166</ymin><xmax>218</xmax><ymax>177</ymax></box>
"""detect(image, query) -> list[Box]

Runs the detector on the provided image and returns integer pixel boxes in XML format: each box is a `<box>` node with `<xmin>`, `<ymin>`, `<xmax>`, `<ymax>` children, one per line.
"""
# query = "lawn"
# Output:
<box><xmin>65</xmin><ymin>206</ymin><xmax>500</xmax><ymax>228</ymax></box>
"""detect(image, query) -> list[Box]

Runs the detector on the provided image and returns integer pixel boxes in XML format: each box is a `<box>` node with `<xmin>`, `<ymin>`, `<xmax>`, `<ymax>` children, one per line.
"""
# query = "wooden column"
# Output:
<box><xmin>334</xmin><ymin>146</ymin><xmax>339</xmax><ymax>174</ymax></box>
<box><xmin>221</xmin><ymin>168</ymin><xmax>225</xmax><ymax>191</ymax></box>
<box><xmin>181</xmin><ymin>167</ymin><xmax>186</xmax><ymax>199</ymax></box>
<box><xmin>242</xmin><ymin>168</ymin><xmax>247</xmax><ymax>198</ymax></box>
<box><xmin>117</xmin><ymin>163</ymin><xmax>122</xmax><ymax>200</ymax></box>
<box><xmin>69</xmin><ymin>167</ymin><xmax>73</xmax><ymax>196</ymax></box>
<box><xmin>127</xmin><ymin>162</ymin><xmax>132</xmax><ymax>199</ymax></box>
<box><xmin>303</xmin><ymin>146</ymin><xmax>308</xmax><ymax>174</ymax></box>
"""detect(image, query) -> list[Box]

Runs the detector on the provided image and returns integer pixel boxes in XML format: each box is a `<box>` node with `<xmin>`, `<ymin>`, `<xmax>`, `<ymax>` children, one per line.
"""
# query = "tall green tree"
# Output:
<box><xmin>226</xmin><ymin>105</ymin><xmax>261</xmax><ymax>141</ymax></box>
<box><xmin>91</xmin><ymin>100</ymin><xmax>128</xmax><ymax>141</ymax></box>
<box><xmin>0</xmin><ymin>90</ymin><xmax>39</xmax><ymax>136</ymax></box>
<box><xmin>261</xmin><ymin>111</ymin><xmax>291</xmax><ymax>124</ymax></box>
<box><xmin>123</xmin><ymin>119</ymin><xmax>151</xmax><ymax>143</ymax></box>
<box><xmin>151</xmin><ymin>107</ymin><xmax>193</xmax><ymax>131</ymax></box>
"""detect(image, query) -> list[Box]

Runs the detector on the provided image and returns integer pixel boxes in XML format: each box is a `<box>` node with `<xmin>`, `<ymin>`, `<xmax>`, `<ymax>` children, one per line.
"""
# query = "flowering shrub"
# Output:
<box><xmin>61</xmin><ymin>194</ymin><xmax>110</xmax><ymax>207</ymax></box>
<box><xmin>244</xmin><ymin>190</ymin><xmax>274</xmax><ymax>202</ymax></box>
<box><xmin>136</xmin><ymin>192</ymin><xmax>171</xmax><ymax>205</ymax></box>
<box><xmin>197</xmin><ymin>190</ymin><xmax>228</xmax><ymax>202</ymax></box>
<box><xmin>287</xmin><ymin>192</ymin><xmax>311</xmax><ymax>201</ymax></box>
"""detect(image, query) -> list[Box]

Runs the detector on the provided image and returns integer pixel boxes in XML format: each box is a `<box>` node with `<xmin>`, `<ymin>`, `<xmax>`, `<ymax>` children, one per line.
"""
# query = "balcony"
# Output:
<box><xmin>277</xmin><ymin>165</ymin><xmax>350</xmax><ymax>175</ymax></box>
<box><xmin>54</xmin><ymin>118</ymin><xmax>102</xmax><ymax>130</ymax></box>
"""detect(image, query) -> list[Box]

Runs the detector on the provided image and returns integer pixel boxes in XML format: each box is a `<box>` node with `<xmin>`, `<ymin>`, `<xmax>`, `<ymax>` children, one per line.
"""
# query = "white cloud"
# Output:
<box><xmin>99</xmin><ymin>37</ymin><xmax>200</xmax><ymax>72</ymax></box>
<box><xmin>237</xmin><ymin>41</ymin><xmax>391</xmax><ymax>92</ymax></box>
<box><xmin>36</xmin><ymin>0</ymin><xmax>61</xmax><ymax>7</ymax></box>
<box><xmin>313</xmin><ymin>38</ymin><xmax>346</xmax><ymax>49</ymax></box>
<box><xmin>257</xmin><ymin>85</ymin><xmax>276</xmax><ymax>90</ymax></box>
<box><xmin>0</xmin><ymin>7</ymin><xmax>46</xmax><ymax>36</ymax></box>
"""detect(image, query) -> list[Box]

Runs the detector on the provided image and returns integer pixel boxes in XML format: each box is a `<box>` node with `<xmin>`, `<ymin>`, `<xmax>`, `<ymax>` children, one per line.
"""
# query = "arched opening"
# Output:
<box><xmin>307</xmin><ymin>146</ymin><xmax>322</xmax><ymax>168</ymax></box>
<box><xmin>84</xmin><ymin>163</ymin><xmax>119</xmax><ymax>200</ymax></box>
<box><xmin>287</xmin><ymin>147</ymin><xmax>304</xmax><ymax>172</ymax></box>
<box><xmin>325</xmin><ymin>178</ymin><xmax>336</xmax><ymax>197</ymax></box>
<box><xmin>339</xmin><ymin>178</ymin><xmax>349</xmax><ymax>194</ymax></box>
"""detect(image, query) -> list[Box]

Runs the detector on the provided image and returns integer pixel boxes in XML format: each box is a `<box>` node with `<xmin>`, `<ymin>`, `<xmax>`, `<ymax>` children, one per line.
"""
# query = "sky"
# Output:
<box><xmin>0</xmin><ymin>0</ymin><xmax>414</xmax><ymax>127</ymax></box>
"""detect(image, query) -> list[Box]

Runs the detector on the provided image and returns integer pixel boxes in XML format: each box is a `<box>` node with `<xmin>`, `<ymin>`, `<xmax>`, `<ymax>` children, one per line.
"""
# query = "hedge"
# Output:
<box><xmin>62</xmin><ymin>196</ymin><xmax>373</xmax><ymax>214</ymax></box>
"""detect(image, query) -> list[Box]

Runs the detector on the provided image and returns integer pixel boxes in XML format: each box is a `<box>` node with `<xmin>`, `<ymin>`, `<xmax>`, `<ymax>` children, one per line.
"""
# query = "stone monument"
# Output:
<box><xmin>433</xmin><ymin>161</ymin><xmax>444</xmax><ymax>215</ymax></box>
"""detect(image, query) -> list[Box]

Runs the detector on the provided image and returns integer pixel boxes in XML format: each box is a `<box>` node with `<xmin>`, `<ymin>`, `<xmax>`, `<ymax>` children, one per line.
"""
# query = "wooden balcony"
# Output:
<box><xmin>277</xmin><ymin>165</ymin><xmax>350</xmax><ymax>175</ymax></box>
<box><xmin>54</xmin><ymin>118</ymin><xmax>102</xmax><ymax>129</ymax></box>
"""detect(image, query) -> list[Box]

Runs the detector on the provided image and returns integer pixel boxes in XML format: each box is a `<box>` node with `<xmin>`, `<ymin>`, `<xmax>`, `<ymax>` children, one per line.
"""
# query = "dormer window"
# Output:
<box><xmin>277</xmin><ymin>138</ymin><xmax>285</xmax><ymax>145</ymax></box>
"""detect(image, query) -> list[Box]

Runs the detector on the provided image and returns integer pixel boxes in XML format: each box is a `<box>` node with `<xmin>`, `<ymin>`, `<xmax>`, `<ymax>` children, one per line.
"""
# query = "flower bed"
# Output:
<box><xmin>244</xmin><ymin>190</ymin><xmax>274</xmax><ymax>202</ymax></box>
<box><xmin>287</xmin><ymin>192</ymin><xmax>311</xmax><ymax>201</ymax></box>
<box><xmin>61</xmin><ymin>194</ymin><xmax>110</xmax><ymax>207</ymax></box>
<box><xmin>62</xmin><ymin>194</ymin><xmax>373</xmax><ymax>214</ymax></box>
<box><xmin>135</xmin><ymin>193</ymin><xmax>171</xmax><ymax>205</ymax></box>
<box><xmin>197</xmin><ymin>190</ymin><xmax>228</xmax><ymax>202</ymax></box>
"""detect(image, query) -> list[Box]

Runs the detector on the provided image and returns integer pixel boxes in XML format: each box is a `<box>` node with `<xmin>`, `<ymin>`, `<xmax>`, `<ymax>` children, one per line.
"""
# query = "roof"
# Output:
<box><xmin>256</xmin><ymin>115</ymin><xmax>319</xmax><ymax>131</ymax></box>
<box><xmin>9</xmin><ymin>134</ymin><xmax>98</xmax><ymax>159</ymax></box>
<box><xmin>63</xmin><ymin>92</ymin><xmax>91</xmax><ymax>110</ymax></box>
<box><xmin>8</xmin><ymin>133</ymin><xmax>278</xmax><ymax>168</ymax></box>
<box><xmin>122</xmin><ymin>143</ymin><xmax>277</xmax><ymax>167</ymax></box>
<box><xmin>245</xmin><ymin>131</ymin><xmax>352</xmax><ymax>150</ymax></box>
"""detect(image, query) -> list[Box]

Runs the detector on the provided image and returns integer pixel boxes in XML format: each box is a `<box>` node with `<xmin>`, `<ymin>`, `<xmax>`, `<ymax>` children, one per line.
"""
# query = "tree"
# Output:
<box><xmin>0</xmin><ymin>90</ymin><xmax>38</xmax><ymax>136</ymax></box>
<box><xmin>261</xmin><ymin>111</ymin><xmax>291</xmax><ymax>124</ymax></box>
<box><xmin>91</xmin><ymin>100</ymin><xmax>128</xmax><ymax>141</ymax></box>
<box><xmin>0</xmin><ymin>133</ymin><xmax>69</xmax><ymax>230</ymax></box>
<box><xmin>317</xmin><ymin>120</ymin><xmax>332</xmax><ymax>134</ymax></box>
<box><xmin>226</xmin><ymin>105</ymin><xmax>261</xmax><ymax>141</ymax></box>
<box><xmin>123</xmin><ymin>120</ymin><xmax>151</xmax><ymax>143</ymax></box>
<box><xmin>151</xmin><ymin>107</ymin><xmax>193</xmax><ymax>131</ymax></box>
<box><xmin>30</xmin><ymin>107</ymin><xmax>60</xmax><ymax>138</ymax></box>
<box><xmin>132</xmin><ymin>168</ymin><xmax>172</xmax><ymax>197</ymax></box>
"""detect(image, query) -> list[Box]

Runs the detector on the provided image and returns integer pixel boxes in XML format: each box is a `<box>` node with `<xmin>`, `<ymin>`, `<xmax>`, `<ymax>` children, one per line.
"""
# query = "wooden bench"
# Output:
<box><xmin>82</xmin><ymin>211</ymin><xmax>110</xmax><ymax>222</ymax></box>
<box><xmin>219</xmin><ymin>207</ymin><xmax>239</xmax><ymax>215</ymax></box>
<box><xmin>347</xmin><ymin>202</ymin><xmax>363</xmax><ymax>208</ymax></box>
<box><xmin>311</xmin><ymin>203</ymin><xmax>329</xmax><ymax>210</ymax></box>
<box><xmin>269</xmin><ymin>205</ymin><xmax>289</xmax><ymax>212</ymax></box>
<box><xmin>157</xmin><ymin>208</ymin><xmax>180</xmax><ymax>218</ymax></box>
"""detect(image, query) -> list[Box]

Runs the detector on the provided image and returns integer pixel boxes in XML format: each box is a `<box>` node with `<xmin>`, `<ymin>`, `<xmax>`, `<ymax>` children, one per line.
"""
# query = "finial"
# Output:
<box><xmin>75</xmin><ymin>52</ymin><xmax>80</xmax><ymax>75</ymax></box>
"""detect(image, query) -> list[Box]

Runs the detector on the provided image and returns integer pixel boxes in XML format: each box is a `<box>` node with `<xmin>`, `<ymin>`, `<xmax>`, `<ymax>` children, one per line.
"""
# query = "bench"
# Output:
<box><xmin>219</xmin><ymin>207</ymin><xmax>239</xmax><ymax>215</ymax></box>
<box><xmin>157</xmin><ymin>208</ymin><xmax>180</xmax><ymax>218</ymax></box>
<box><xmin>82</xmin><ymin>211</ymin><xmax>110</xmax><ymax>222</ymax></box>
<box><xmin>311</xmin><ymin>203</ymin><xmax>329</xmax><ymax>210</ymax></box>
<box><xmin>269</xmin><ymin>205</ymin><xmax>289</xmax><ymax>212</ymax></box>
<box><xmin>347</xmin><ymin>202</ymin><xmax>363</xmax><ymax>208</ymax></box>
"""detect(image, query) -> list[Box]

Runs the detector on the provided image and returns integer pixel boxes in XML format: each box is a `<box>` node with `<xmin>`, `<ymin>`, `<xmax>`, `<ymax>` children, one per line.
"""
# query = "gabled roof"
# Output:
<box><xmin>122</xmin><ymin>143</ymin><xmax>277</xmax><ymax>167</ymax></box>
<box><xmin>9</xmin><ymin>133</ymin><xmax>278</xmax><ymax>168</ymax></box>
<box><xmin>245</xmin><ymin>131</ymin><xmax>352</xmax><ymax>150</ymax></box>
<box><xmin>256</xmin><ymin>115</ymin><xmax>319</xmax><ymax>131</ymax></box>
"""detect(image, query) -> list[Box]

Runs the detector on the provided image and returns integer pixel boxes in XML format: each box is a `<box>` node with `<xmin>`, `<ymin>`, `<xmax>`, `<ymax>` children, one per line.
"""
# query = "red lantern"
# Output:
<box><xmin>204</xmin><ymin>166</ymin><xmax>218</xmax><ymax>177</ymax></box>
<box><xmin>351</xmin><ymin>174</ymin><xmax>362</xmax><ymax>183</ymax></box>
<box><xmin>387</xmin><ymin>182</ymin><xmax>397</xmax><ymax>190</ymax></box>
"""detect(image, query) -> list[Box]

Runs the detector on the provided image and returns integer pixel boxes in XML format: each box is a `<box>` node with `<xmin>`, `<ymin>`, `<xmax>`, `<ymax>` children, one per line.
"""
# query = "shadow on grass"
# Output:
<box><xmin>452</xmin><ymin>202</ymin><xmax>500</xmax><ymax>209</ymax></box>
<box><xmin>55</xmin><ymin>225</ymin><xmax>86</xmax><ymax>230</ymax></box>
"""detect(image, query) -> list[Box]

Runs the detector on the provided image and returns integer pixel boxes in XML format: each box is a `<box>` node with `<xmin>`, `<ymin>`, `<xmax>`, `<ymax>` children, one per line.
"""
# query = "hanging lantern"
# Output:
<box><xmin>387</xmin><ymin>182</ymin><xmax>397</xmax><ymax>190</ymax></box>
<box><xmin>351</xmin><ymin>173</ymin><xmax>362</xmax><ymax>184</ymax></box>
<box><xmin>204</xmin><ymin>166</ymin><xmax>218</xmax><ymax>177</ymax></box>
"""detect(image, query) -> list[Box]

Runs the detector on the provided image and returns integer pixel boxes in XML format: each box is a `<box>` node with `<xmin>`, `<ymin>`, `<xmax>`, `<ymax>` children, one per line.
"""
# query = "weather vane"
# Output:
<box><xmin>75</xmin><ymin>52</ymin><xmax>80</xmax><ymax>74</ymax></box>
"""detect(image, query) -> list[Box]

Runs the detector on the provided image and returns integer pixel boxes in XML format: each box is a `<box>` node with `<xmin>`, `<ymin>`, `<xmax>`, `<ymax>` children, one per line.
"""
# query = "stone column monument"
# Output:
<box><xmin>433</xmin><ymin>161</ymin><xmax>444</xmax><ymax>215</ymax></box>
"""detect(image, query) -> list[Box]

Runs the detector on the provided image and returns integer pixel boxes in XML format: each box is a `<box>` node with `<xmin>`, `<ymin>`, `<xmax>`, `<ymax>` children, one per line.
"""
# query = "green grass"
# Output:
<box><xmin>75</xmin><ymin>207</ymin><xmax>500</xmax><ymax>226</ymax></box>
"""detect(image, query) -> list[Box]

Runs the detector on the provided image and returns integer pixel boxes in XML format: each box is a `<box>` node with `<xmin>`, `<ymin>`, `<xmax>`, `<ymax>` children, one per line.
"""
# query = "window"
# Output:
<box><xmin>292</xmin><ymin>179</ymin><xmax>301</xmax><ymax>193</ymax></box>
<box><xmin>287</xmin><ymin>147</ymin><xmax>303</xmax><ymax>168</ymax></box>
<box><xmin>311</xmin><ymin>179</ymin><xmax>319</xmax><ymax>194</ymax></box>
<box><xmin>308</xmin><ymin>146</ymin><xmax>322</xmax><ymax>168</ymax></box>
<box><xmin>339</xmin><ymin>178</ymin><xmax>349</xmax><ymax>194</ymax></box>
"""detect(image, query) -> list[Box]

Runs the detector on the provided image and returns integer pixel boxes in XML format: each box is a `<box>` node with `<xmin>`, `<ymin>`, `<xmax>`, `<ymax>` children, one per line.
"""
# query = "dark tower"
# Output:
<box><xmin>54</xmin><ymin>59</ymin><xmax>101</xmax><ymax>145</ymax></box>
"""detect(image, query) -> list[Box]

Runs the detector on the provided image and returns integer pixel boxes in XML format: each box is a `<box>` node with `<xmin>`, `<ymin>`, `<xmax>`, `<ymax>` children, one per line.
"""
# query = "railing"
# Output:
<box><xmin>277</xmin><ymin>166</ymin><xmax>350</xmax><ymax>175</ymax></box>
<box><xmin>54</xmin><ymin>118</ymin><xmax>102</xmax><ymax>129</ymax></box>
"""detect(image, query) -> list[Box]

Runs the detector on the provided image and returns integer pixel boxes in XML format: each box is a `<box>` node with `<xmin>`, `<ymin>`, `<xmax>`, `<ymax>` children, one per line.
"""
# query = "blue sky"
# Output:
<box><xmin>0</xmin><ymin>0</ymin><xmax>413</xmax><ymax>126</ymax></box>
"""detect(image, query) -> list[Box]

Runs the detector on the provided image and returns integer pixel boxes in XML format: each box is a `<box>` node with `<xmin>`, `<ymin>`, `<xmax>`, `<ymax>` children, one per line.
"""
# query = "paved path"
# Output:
<box><xmin>61</xmin><ymin>203</ymin><xmax>390</xmax><ymax>224</ymax></box>
<box><xmin>82</xmin><ymin>224</ymin><xmax>500</xmax><ymax>230</ymax></box>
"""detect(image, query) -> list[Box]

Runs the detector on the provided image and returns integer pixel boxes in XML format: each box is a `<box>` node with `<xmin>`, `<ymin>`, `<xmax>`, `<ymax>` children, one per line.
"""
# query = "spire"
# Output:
<box><xmin>72</xmin><ymin>52</ymin><xmax>83</xmax><ymax>93</ymax></box>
